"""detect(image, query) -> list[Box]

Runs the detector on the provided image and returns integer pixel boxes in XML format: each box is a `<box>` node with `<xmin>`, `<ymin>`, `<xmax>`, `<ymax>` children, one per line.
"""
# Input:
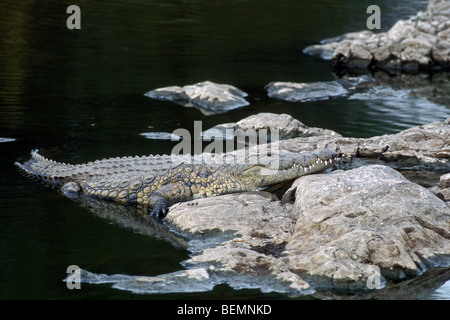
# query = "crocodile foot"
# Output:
<box><xmin>149</xmin><ymin>195</ymin><xmax>169</xmax><ymax>219</ymax></box>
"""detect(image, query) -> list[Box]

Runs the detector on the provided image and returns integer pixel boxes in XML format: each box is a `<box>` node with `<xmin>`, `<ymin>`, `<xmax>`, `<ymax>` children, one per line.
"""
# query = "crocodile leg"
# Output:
<box><xmin>148</xmin><ymin>182</ymin><xmax>194</xmax><ymax>218</ymax></box>
<box><xmin>148</xmin><ymin>195</ymin><xmax>169</xmax><ymax>219</ymax></box>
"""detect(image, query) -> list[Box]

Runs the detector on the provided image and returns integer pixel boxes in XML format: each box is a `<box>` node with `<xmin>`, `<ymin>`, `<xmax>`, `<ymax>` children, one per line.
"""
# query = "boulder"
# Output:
<box><xmin>430</xmin><ymin>172</ymin><xmax>450</xmax><ymax>203</ymax></box>
<box><xmin>303</xmin><ymin>31</ymin><xmax>376</xmax><ymax>61</ymax></box>
<box><xmin>144</xmin><ymin>81</ymin><xmax>249</xmax><ymax>115</ymax></box>
<box><xmin>235</xmin><ymin>113</ymin><xmax>307</xmax><ymax>139</ymax></box>
<box><xmin>203</xmin><ymin>113</ymin><xmax>341</xmax><ymax>142</ymax></box>
<box><xmin>284</xmin><ymin>165</ymin><xmax>450</xmax><ymax>290</ymax></box>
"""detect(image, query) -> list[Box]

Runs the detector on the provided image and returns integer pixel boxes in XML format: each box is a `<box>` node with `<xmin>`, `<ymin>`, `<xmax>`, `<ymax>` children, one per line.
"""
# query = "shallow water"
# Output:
<box><xmin>1</xmin><ymin>0</ymin><xmax>449</xmax><ymax>299</ymax></box>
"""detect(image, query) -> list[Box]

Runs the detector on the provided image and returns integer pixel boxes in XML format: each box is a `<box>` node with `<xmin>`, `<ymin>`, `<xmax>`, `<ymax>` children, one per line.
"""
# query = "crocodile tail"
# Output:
<box><xmin>15</xmin><ymin>150</ymin><xmax>75</xmax><ymax>189</ymax></box>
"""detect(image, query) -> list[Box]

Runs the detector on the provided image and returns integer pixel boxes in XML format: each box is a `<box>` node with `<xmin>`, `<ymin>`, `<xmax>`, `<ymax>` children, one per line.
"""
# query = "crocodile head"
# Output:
<box><xmin>232</xmin><ymin>148</ymin><xmax>338</xmax><ymax>191</ymax></box>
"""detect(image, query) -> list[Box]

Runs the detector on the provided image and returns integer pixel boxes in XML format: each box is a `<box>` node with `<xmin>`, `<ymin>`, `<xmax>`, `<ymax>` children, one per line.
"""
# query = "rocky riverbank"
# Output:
<box><xmin>165</xmin><ymin>164</ymin><xmax>449</xmax><ymax>294</ymax></box>
<box><xmin>303</xmin><ymin>0</ymin><xmax>450</xmax><ymax>72</ymax></box>
<box><xmin>74</xmin><ymin>113</ymin><xmax>450</xmax><ymax>298</ymax></box>
<box><xmin>74</xmin><ymin>1</ymin><xmax>450</xmax><ymax>293</ymax></box>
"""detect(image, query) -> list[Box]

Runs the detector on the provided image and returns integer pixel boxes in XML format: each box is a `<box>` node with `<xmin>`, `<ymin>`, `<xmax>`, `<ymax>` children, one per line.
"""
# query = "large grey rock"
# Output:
<box><xmin>144</xmin><ymin>81</ymin><xmax>249</xmax><ymax>115</ymax></box>
<box><xmin>304</xmin><ymin>0</ymin><xmax>450</xmax><ymax>71</ymax></box>
<box><xmin>284</xmin><ymin>165</ymin><xmax>450</xmax><ymax>290</ymax></box>
<box><xmin>203</xmin><ymin>113</ymin><xmax>341</xmax><ymax>142</ymax></box>
<box><xmin>166</xmin><ymin>192</ymin><xmax>312</xmax><ymax>293</ymax></box>
<box><xmin>235</xmin><ymin>113</ymin><xmax>307</xmax><ymax>139</ymax></box>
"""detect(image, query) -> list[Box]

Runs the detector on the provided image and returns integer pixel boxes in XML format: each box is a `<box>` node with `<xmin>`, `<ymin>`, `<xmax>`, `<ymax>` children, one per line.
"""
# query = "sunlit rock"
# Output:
<box><xmin>144</xmin><ymin>81</ymin><xmax>249</xmax><ymax>115</ymax></box>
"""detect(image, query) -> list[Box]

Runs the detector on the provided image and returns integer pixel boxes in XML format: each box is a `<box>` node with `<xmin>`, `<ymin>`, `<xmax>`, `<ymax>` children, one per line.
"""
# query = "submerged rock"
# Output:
<box><xmin>304</xmin><ymin>0</ymin><xmax>450</xmax><ymax>71</ymax></box>
<box><xmin>265</xmin><ymin>81</ymin><xmax>349</xmax><ymax>102</ymax></box>
<box><xmin>139</xmin><ymin>131</ymin><xmax>181</xmax><ymax>140</ymax></box>
<box><xmin>144</xmin><ymin>81</ymin><xmax>249</xmax><ymax>115</ymax></box>
<box><xmin>264</xmin><ymin>76</ymin><xmax>377</xmax><ymax>103</ymax></box>
<box><xmin>264</xmin><ymin>75</ymin><xmax>448</xmax><ymax>123</ymax></box>
<box><xmin>73</xmin><ymin>268</ymin><xmax>214</xmax><ymax>294</ymax></box>
<box><xmin>370</xmin><ymin>71</ymin><xmax>450</xmax><ymax>107</ymax></box>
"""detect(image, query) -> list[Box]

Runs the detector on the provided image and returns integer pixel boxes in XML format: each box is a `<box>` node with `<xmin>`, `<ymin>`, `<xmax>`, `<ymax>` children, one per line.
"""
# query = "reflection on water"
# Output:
<box><xmin>0</xmin><ymin>0</ymin><xmax>448</xmax><ymax>299</ymax></box>
<box><xmin>426</xmin><ymin>280</ymin><xmax>450</xmax><ymax>300</ymax></box>
<box><xmin>349</xmin><ymin>85</ymin><xmax>449</xmax><ymax>136</ymax></box>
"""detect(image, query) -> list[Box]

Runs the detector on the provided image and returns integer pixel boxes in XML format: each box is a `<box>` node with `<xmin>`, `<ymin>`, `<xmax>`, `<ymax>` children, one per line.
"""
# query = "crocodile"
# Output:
<box><xmin>15</xmin><ymin>148</ymin><xmax>337</xmax><ymax>218</ymax></box>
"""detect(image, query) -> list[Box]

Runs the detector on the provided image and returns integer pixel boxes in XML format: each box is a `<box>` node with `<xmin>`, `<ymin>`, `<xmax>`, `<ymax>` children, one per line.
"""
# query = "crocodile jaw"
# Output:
<box><xmin>238</xmin><ymin>149</ymin><xmax>338</xmax><ymax>189</ymax></box>
<box><xmin>241</xmin><ymin>156</ymin><xmax>335</xmax><ymax>180</ymax></box>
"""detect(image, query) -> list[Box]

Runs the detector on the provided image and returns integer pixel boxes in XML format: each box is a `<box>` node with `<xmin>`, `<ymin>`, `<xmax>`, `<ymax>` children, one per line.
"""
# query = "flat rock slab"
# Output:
<box><xmin>144</xmin><ymin>81</ymin><xmax>249</xmax><ymax>115</ymax></box>
<box><xmin>265</xmin><ymin>81</ymin><xmax>349</xmax><ymax>102</ymax></box>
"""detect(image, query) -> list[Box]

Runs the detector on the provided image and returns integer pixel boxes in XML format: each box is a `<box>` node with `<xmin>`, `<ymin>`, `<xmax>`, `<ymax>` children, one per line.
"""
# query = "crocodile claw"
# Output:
<box><xmin>149</xmin><ymin>195</ymin><xmax>168</xmax><ymax>219</ymax></box>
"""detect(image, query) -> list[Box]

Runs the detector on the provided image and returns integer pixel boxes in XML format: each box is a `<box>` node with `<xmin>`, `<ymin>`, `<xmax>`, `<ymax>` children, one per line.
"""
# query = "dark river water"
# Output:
<box><xmin>1</xmin><ymin>0</ymin><xmax>449</xmax><ymax>299</ymax></box>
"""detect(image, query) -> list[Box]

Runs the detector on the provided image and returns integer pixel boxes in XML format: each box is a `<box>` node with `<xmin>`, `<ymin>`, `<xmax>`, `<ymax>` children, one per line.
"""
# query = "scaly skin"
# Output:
<box><xmin>16</xmin><ymin>148</ymin><xmax>337</xmax><ymax>218</ymax></box>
